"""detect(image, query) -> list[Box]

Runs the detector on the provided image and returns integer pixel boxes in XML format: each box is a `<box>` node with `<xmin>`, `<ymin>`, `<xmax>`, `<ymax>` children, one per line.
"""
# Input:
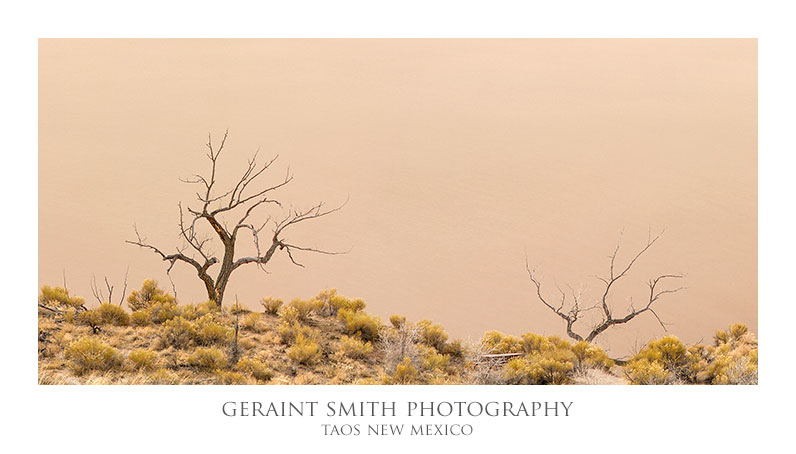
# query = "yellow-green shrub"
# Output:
<box><xmin>278</xmin><ymin>322</ymin><xmax>318</xmax><ymax>345</ymax></box>
<box><xmin>39</xmin><ymin>285</ymin><xmax>85</xmax><ymax>309</ymax></box>
<box><xmin>261</xmin><ymin>297</ymin><xmax>283</xmax><ymax>316</ymax></box>
<box><xmin>571</xmin><ymin>341</ymin><xmax>614</xmax><ymax>372</ymax></box>
<box><xmin>235</xmin><ymin>357</ymin><xmax>273</xmax><ymax>382</ymax></box>
<box><xmin>242</xmin><ymin>312</ymin><xmax>261</xmax><ymax>332</ymax></box>
<box><xmin>188</xmin><ymin>347</ymin><xmax>227</xmax><ymax>370</ymax></box>
<box><xmin>194</xmin><ymin>315</ymin><xmax>234</xmax><ymax>345</ymax></box>
<box><xmin>441</xmin><ymin>338</ymin><xmax>466</xmax><ymax>360</ymax></box>
<box><xmin>626</xmin><ymin>336</ymin><xmax>691</xmax><ymax>383</ymax></box>
<box><xmin>389</xmin><ymin>315</ymin><xmax>407</xmax><ymax>329</ymax></box>
<box><xmin>94</xmin><ymin>303</ymin><xmax>130</xmax><ymax>326</ymax></box>
<box><xmin>624</xmin><ymin>359</ymin><xmax>674</xmax><ymax>385</ymax></box>
<box><xmin>290</xmin><ymin>298</ymin><xmax>319</xmax><ymax>322</ymax></box>
<box><xmin>178</xmin><ymin>301</ymin><xmax>216</xmax><ymax>321</ymax></box>
<box><xmin>216</xmin><ymin>370</ymin><xmax>248</xmax><ymax>384</ymax></box>
<box><xmin>419</xmin><ymin>345</ymin><xmax>450</xmax><ymax>371</ymax></box>
<box><xmin>286</xmin><ymin>334</ymin><xmax>320</xmax><ymax>365</ymax></box>
<box><xmin>126</xmin><ymin>279</ymin><xmax>175</xmax><ymax>311</ymax></box>
<box><xmin>131</xmin><ymin>310</ymin><xmax>152</xmax><ymax>326</ymax></box>
<box><xmin>64</xmin><ymin>337</ymin><xmax>123</xmax><ymax>375</ymax></box>
<box><xmin>162</xmin><ymin>316</ymin><xmax>197</xmax><ymax>349</ymax></box>
<box><xmin>480</xmin><ymin>331</ymin><xmax>522</xmax><ymax>354</ymax></box>
<box><xmin>338</xmin><ymin>309</ymin><xmax>380</xmax><ymax>342</ymax></box>
<box><xmin>148</xmin><ymin>301</ymin><xmax>179</xmax><ymax>324</ymax></box>
<box><xmin>384</xmin><ymin>357</ymin><xmax>419</xmax><ymax>384</ymax></box>
<box><xmin>504</xmin><ymin>348</ymin><xmax>575</xmax><ymax>385</ymax></box>
<box><xmin>129</xmin><ymin>349</ymin><xmax>158</xmax><ymax>370</ymax></box>
<box><xmin>337</xmin><ymin>335</ymin><xmax>374</xmax><ymax>360</ymax></box>
<box><xmin>417</xmin><ymin>320</ymin><xmax>449</xmax><ymax>352</ymax></box>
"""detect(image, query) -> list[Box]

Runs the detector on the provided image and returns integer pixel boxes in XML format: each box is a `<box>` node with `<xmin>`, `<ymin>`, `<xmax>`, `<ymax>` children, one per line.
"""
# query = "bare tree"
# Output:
<box><xmin>127</xmin><ymin>130</ymin><xmax>345</xmax><ymax>308</ymax></box>
<box><xmin>90</xmin><ymin>266</ymin><xmax>130</xmax><ymax>306</ymax></box>
<box><xmin>526</xmin><ymin>230</ymin><xmax>684</xmax><ymax>343</ymax></box>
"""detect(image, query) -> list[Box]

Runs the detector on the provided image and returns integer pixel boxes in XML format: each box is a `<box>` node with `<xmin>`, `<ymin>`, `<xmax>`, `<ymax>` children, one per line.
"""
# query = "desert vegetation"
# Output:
<box><xmin>38</xmin><ymin>281</ymin><xmax>757</xmax><ymax>385</ymax></box>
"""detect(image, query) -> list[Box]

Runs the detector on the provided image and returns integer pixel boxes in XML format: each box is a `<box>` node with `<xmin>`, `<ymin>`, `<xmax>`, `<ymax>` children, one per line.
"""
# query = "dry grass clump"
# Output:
<box><xmin>126</xmin><ymin>279</ymin><xmax>175</xmax><ymax>311</ymax></box>
<box><xmin>261</xmin><ymin>297</ymin><xmax>284</xmax><ymax>316</ymax></box>
<box><xmin>286</xmin><ymin>334</ymin><xmax>321</xmax><ymax>365</ymax></box>
<box><xmin>39</xmin><ymin>285</ymin><xmax>85</xmax><ymax>309</ymax></box>
<box><xmin>337</xmin><ymin>335</ymin><xmax>374</xmax><ymax>360</ymax></box>
<box><xmin>235</xmin><ymin>357</ymin><xmax>273</xmax><ymax>382</ymax></box>
<box><xmin>162</xmin><ymin>316</ymin><xmax>197</xmax><ymax>349</ymax></box>
<box><xmin>188</xmin><ymin>347</ymin><xmax>227</xmax><ymax>370</ymax></box>
<box><xmin>383</xmin><ymin>357</ymin><xmax>419</xmax><ymax>384</ymax></box>
<box><xmin>242</xmin><ymin>312</ymin><xmax>262</xmax><ymax>332</ymax></box>
<box><xmin>338</xmin><ymin>309</ymin><xmax>380</xmax><ymax>342</ymax></box>
<box><xmin>128</xmin><ymin>349</ymin><xmax>158</xmax><ymax>370</ymax></box>
<box><xmin>64</xmin><ymin>337</ymin><xmax>123</xmax><ymax>375</ymax></box>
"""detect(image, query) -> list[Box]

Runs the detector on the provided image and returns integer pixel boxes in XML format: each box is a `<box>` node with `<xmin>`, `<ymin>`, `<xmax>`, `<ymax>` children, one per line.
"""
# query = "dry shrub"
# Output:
<box><xmin>278</xmin><ymin>322</ymin><xmax>318</xmax><ymax>345</ymax></box>
<box><xmin>571</xmin><ymin>341</ymin><xmax>614</xmax><ymax>372</ymax></box>
<box><xmin>313</xmin><ymin>289</ymin><xmax>366</xmax><ymax>316</ymax></box>
<box><xmin>419</xmin><ymin>345</ymin><xmax>450</xmax><ymax>371</ymax></box>
<box><xmin>188</xmin><ymin>347</ymin><xmax>227</xmax><ymax>370</ymax></box>
<box><xmin>337</xmin><ymin>335</ymin><xmax>374</xmax><ymax>360</ymax></box>
<box><xmin>480</xmin><ymin>331</ymin><xmax>522</xmax><ymax>354</ymax></box>
<box><xmin>338</xmin><ymin>309</ymin><xmax>380</xmax><ymax>342</ymax></box>
<box><xmin>286</xmin><ymin>334</ymin><xmax>320</xmax><ymax>365</ymax></box>
<box><xmin>261</xmin><ymin>297</ymin><xmax>283</xmax><ymax>316</ymax></box>
<box><xmin>126</xmin><ymin>279</ymin><xmax>175</xmax><ymax>311</ymax></box>
<box><xmin>162</xmin><ymin>317</ymin><xmax>197</xmax><ymax>349</ymax></box>
<box><xmin>216</xmin><ymin>370</ymin><xmax>248</xmax><ymax>384</ymax></box>
<box><xmin>64</xmin><ymin>337</ymin><xmax>123</xmax><ymax>375</ymax></box>
<box><xmin>624</xmin><ymin>336</ymin><xmax>691</xmax><ymax>384</ymax></box>
<box><xmin>242</xmin><ymin>312</ymin><xmax>262</xmax><ymax>332</ymax></box>
<box><xmin>131</xmin><ymin>310</ymin><xmax>152</xmax><ymax>326</ymax></box>
<box><xmin>235</xmin><ymin>357</ymin><xmax>273</xmax><ymax>382</ymax></box>
<box><xmin>39</xmin><ymin>285</ymin><xmax>85</xmax><ymax>309</ymax></box>
<box><xmin>287</xmin><ymin>298</ymin><xmax>319</xmax><ymax>323</ymax></box>
<box><xmin>417</xmin><ymin>320</ymin><xmax>449</xmax><ymax>352</ymax></box>
<box><xmin>624</xmin><ymin>359</ymin><xmax>674</xmax><ymax>385</ymax></box>
<box><xmin>504</xmin><ymin>348</ymin><xmax>575</xmax><ymax>385</ymax></box>
<box><xmin>94</xmin><ymin>303</ymin><xmax>130</xmax><ymax>326</ymax></box>
<box><xmin>194</xmin><ymin>315</ymin><xmax>234</xmax><ymax>345</ymax></box>
<box><xmin>129</xmin><ymin>349</ymin><xmax>158</xmax><ymax>370</ymax></box>
<box><xmin>149</xmin><ymin>368</ymin><xmax>180</xmax><ymax>385</ymax></box>
<box><xmin>178</xmin><ymin>301</ymin><xmax>216</xmax><ymax>321</ymax></box>
<box><xmin>384</xmin><ymin>357</ymin><xmax>419</xmax><ymax>384</ymax></box>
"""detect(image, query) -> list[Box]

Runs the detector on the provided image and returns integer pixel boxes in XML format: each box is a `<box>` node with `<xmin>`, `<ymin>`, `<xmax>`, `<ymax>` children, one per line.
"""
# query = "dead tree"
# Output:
<box><xmin>526</xmin><ymin>231</ymin><xmax>684</xmax><ymax>343</ymax></box>
<box><xmin>90</xmin><ymin>266</ymin><xmax>130</xmax><ymax>306</ymax></box>
<box><xmin>127</xmin><ymin>130</ymin><xmax>345</xmax><ymax>308</ymax></box>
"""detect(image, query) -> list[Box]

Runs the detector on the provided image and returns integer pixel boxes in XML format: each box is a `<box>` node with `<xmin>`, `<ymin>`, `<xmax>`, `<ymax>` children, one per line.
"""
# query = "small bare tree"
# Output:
<box><xmin>526</xmin><ymin>230</ymin><xmax>684</xmax><ymax>343</ymax></box>
<box><xmin>90</xmin><ymin>266</ymin><xmax>130</xmax><ymax>306</ymax></box>
<box><xmin>128</xmin><ymin>131</ymin><xmax>344</xmax><ymax>308</ymax></box>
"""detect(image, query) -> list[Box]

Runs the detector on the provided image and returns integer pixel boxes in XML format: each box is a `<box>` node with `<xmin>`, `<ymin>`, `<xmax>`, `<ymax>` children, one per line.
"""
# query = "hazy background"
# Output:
<box><xmin>39</xmin><ymin>39</ymin><xmax>756</xmax><ymax>357</ymax></box>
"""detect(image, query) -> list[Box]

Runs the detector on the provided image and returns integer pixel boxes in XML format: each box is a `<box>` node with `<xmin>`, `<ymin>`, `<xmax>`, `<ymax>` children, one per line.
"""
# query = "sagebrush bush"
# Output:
<box><xmin>571</xmin><ymin>341</ymin><xmax>614</xmax><ymax>372</ymax></box>
<box><xmin>480</xmin><ymin>331</ymin><xmax>522</xmax><ymax>354</ymax></box>
<box><xmin>278</xmin><ymin>322</ymin><xmax>319</xmax><ymax>345</ymax></box>
<box><xmin>235</xmin><ymin>357</ymin><xmax>273</xmax><ymax>382</ymax></box>
<box><xmin>337</xmin><ymin>335</ymin><xmax>374</xmax><ymax>360</ymax></box>
<box><xmin>313</xmin><ymin>289</ymin><xmax>367</xmax><ymax>316</ymax></box>
<box><xmin>441</xmin><ymin>338</ymin><xmax>466</xmax><ymax>360</ymax></box>
<box><xmin>286</xmin><ymin>334</ymin><xmax>320</xmax><ymax>365</ymax></box>
<box><xmin>129</xmin><ymin>349</ymin><xmax>158</xmax><ymax>370</ymax></box>
<box><xmin>625</xmin><ymin>336</ymin><xmax>691</xmax><ymax>384</ymax></box>
<box><xmin>149</xmin><ymin>301</ymin><xmax>179</xmax><ymax>324</ymax></box>
<box><xmin>64</xmin><ymin>337</ymin><xmax>123</xmax><ymax>375</ymax></box>
<box><xmin>126</xmin><ymin>279</ymin><xmax>175</xmax><ymax>311</ymax></box>
<box><xmin>242</xmin><ymin>312</ymin><xmax>261</xmax><ymax>332</ymax></box>
<box><xmin>419</xmin><ymin>345</ymin><xmax>450</xmax><ymax>371</ymax></box>
<box><xmin>188</xmin><ymin>347</ymin><xmax>227</xmax><ymax>370</ymax></box>
<box><xmin>384</xmin><ymin>357</ymin><xmax>419</xmax><ymax>384</ymax></box>
<box><xmin>39</xmin><ymin>285</ymin><xmax>85</xmax><ymax>309</ymax></box>
<box><xmin>338</xmin><ymin>309</ymin><xmax>380</xmax><ymax>342</ymax></box>
<box><xmin>504</xmin><ymin>348</ymin><xmax>575</xmax><ymax>385</ymax></box>
<box><xmin>130</xmin><ymin>310</ymin><xmax>152</xmax><ymax>326</ymax></box>
<box><xmin>178</xmin><ymin>301</ymin><xmax>216</xmax><ymax>321</ymax></box>
<box><xmin>288</xmin><ymin>298</ymin><xmax>318</xmax><ymax>323</ymax></box>
<box><xmin>389</xmin><ymin>315</ymin><xmax>406</xmax><ymax>329</ymax></box>
<box><xmin>417</xmin><ymin>320</ymin><xmax>449</xmax><ymax>352</ymax></box>
<box><xmin>194</xmin><ymin>315</ymin><xmax>234</xmax><ymax>345</ymax></box>
<box><xmin>624</xmin><ymin>359</ymin><xmax>674</xmax><ymax>385</ymax></box>
<box><xmin>261</xmin><ymin>297</ymin><xmax>283</xmax><ymax>316</ymax></box>
<box><xmin>162</xmin><ymin>316</ymin><xmax>197</xmax><ymax>349</ymax></box>
<box><xmin>94</xmin><ymin>303</ymin><xmax>130</xmax><ymax>326</ymax></box>
<box><xmin>216</xmin><ymin>370</ymin><xmax>248</xmax><ymax>385</ymax></box>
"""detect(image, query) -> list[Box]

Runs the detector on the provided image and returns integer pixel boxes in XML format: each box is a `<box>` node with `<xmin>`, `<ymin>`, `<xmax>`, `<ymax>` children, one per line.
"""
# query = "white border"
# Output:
<box><xmin>5</xmin><ymin>1</ymin><xmax>794</xmax><ymax>452</ymax></box>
